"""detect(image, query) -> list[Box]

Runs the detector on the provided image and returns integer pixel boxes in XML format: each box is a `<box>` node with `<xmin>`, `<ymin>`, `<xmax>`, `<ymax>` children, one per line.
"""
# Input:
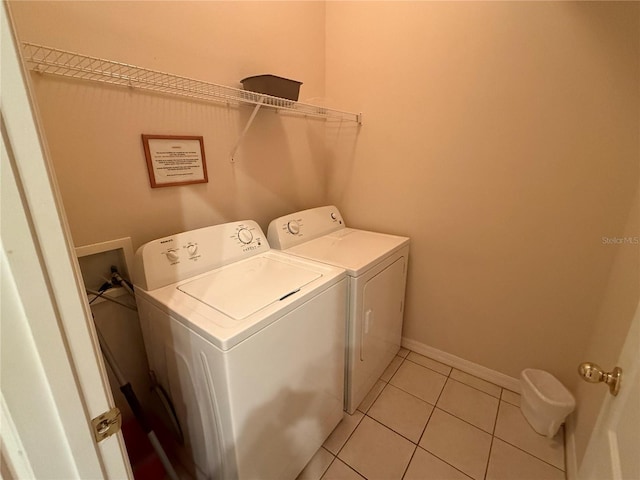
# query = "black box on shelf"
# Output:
<box><xmin>240</xmin><ymin>75</ymin><xmax>302</xmax><ymax>101</ymax></box>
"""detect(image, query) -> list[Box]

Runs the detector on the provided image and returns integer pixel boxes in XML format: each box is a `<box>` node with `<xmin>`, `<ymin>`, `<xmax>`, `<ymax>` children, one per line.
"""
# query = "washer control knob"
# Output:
<box><xmin>238</xmin><ymin>228</ymin><xmax>253</xmax><ymax>244</ymax></box>
<box><xmin>187</xmin><ymin>244</ymin><xmax>198</xmax><ymax>256</ymax></box>
<box><xmin>166</xmin><ymin>249</ymin><xmax>179</xmax><ymax>262</ymax></box>
<box><xmin>287</xmin><ymin>221</ymin><xmax>300</xmax><ymax>235</ymax></box>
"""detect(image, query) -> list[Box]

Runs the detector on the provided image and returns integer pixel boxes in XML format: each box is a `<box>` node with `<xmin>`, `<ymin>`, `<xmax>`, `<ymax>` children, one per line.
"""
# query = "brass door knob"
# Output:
<box><xmin>578</xmin><ymin>362</ymin><xmax>622</xmax><ymax>396</ymax></box>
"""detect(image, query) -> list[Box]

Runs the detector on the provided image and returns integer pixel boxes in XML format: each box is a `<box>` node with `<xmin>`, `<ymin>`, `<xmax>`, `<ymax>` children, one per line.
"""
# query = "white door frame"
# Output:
<box><xmin>1</xmin><ymin>2</ymin><xmax>131</xmax><ymax>477</ymax></box>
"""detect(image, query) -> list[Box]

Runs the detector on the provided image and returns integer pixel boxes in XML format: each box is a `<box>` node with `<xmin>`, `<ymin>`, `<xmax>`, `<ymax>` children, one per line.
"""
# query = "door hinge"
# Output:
<box><xmin>91</xmin><ymin>407</ymin><xmax>122</xmax><ymax>443</ymax></box>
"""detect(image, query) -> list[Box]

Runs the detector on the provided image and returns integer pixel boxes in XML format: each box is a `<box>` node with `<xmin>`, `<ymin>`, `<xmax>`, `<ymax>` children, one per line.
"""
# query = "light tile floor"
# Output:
<box><xmin>298</xmin><ymin>348</ymin><xmax>566</xmax><ymax>480</ymax></box>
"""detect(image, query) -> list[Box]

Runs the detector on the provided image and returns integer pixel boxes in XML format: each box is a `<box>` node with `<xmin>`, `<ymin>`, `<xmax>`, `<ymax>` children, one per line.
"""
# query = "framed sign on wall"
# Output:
<box><xmin>142</xmin><ymin>134</ymin><xmax>208</xmax><ymax>188</ymax></box>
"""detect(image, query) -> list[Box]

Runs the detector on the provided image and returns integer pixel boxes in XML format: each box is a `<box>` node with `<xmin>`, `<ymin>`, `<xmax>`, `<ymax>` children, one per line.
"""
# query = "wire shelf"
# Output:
<box><xmin>21</xmin><ymin>42</ymin><xmax>362</xmax><ymax>124</ymax></box>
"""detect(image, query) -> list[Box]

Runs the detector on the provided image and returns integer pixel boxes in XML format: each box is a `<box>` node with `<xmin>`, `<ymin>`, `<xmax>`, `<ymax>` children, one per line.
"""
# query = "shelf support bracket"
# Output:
<box><xmin>230</xmin><ymin>97</ymin><xmax>264</xmax><ymax>162</ymax></box>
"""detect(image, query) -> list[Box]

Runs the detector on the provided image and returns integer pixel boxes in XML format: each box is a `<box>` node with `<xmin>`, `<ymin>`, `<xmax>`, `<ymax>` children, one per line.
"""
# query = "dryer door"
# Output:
<box><xmin>361</xmin><ymin>256</ymin><xmax>406</xmax><ymax>365</ymax></box>
<box><xmin>344</xmin><ymin>245</ymin><xmax>410</xmax><ymax>414</ymax></box>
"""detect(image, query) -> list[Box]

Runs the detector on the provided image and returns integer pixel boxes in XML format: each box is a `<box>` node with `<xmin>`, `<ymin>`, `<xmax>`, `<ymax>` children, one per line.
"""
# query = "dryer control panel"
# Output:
<box><xmin>267</xmin><ymin>205</ymin><xmax>344</xmax><ymax>249</ymax></box>
<box><xmin>134</xmin><ymin>220</ymin><xmax>269</xmax><ymax>290</ymax></box>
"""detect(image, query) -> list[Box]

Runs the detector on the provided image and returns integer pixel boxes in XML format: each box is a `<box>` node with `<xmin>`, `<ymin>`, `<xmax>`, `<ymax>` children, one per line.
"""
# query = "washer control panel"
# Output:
<box><xmin>134</xmin><ymin>220</ymin><xmax>268</xmax><ymax>290</ymax></box>
<box><xmin>267</xmin><ymin>205</ymin><xmax>345</xmax><ymax>250</ymax></box>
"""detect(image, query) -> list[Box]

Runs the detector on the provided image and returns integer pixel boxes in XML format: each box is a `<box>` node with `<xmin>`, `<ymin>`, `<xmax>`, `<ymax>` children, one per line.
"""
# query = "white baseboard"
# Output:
<box><xmin>401</xmin><ymin>337</ymin><xmax>521</xmax><ymax>393</ymax></box>
<box><xmin>564</xmin><ymin>412</ymin><xmax>578</xmax><ymax>480</ymax></box>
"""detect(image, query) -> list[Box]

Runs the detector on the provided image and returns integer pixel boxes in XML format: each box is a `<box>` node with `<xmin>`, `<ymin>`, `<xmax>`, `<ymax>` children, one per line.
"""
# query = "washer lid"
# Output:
<box><xmin>287</xmin><ymin>228</ymin><xmax>409</xmax><ymax>276</ymax></box>
<box><xmin>177</xmin><ymin>256</ymin><xmax>321</xmax><ymax>320</ymax></box>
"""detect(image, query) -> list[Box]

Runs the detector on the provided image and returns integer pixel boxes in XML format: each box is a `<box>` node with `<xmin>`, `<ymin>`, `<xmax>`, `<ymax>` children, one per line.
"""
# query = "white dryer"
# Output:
<box><xmin>268</xmin><ymin>206</ymin><xmax>409</xmax><ymax>414</ymax></box>
<box><xmin>133</xmin><ymin>220</ymin><xmax>347</xmax><ymax>480</ymax></box>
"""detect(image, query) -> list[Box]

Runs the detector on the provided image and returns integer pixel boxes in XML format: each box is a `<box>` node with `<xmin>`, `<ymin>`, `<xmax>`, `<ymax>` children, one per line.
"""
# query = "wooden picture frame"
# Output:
<box><xmin>142</xmin><ymin>134</ymin><xmax>208</xmax><ymax>188</ymax></box>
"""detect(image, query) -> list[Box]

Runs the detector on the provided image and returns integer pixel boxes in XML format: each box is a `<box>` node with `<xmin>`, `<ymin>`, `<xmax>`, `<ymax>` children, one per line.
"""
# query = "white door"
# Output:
<box><xmin>1</xmin><ymin>2</ymin><xmax>131</xmax><ymax>477</ymax></box>
<box><xmin>578</xmin><ymin>301</ymin><xmax>640</xmax><ymax>480</ymax></box>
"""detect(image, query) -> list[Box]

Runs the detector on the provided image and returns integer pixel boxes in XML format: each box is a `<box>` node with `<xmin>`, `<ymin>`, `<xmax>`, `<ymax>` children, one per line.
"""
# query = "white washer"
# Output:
<box><xmin>268</xmin><ymin>206</ymin><xmax>409</xmax><ymax>414</ymax></box>
<box><xmin>133</xmin><ymin>220</ymin><xmax>347</xmax><ymax>480</ymax></box>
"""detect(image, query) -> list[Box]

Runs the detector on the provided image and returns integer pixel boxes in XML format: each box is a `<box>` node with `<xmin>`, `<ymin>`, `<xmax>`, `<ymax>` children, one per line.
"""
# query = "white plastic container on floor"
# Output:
<box><xmin>520</xmin><ymin>368</ymin><xmax>576</xmax><ymax>438</ymax></box>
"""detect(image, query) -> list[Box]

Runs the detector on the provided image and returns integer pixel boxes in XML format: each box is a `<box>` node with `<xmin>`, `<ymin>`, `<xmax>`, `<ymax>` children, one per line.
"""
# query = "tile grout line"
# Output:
<box><xmin>449</xmin><ymin>369</ymin><xmax>503</xmax><ymax>395</ymax></box>
<box><xmin>415</xmin><ymin>399</ymin><xmax>437</xmax><ymax>446</ymax></box>
<box><xmin>357</xmin><ymin>385</ymin><xmax>386</xmax><ymax>415</ymax></box>
<box><xmin>403</xmin><ymin>356</ymin><xmax>452</xmax><ymax>378</ymax></box>
<box><xmin>358</xmin><ymin>414</ymin><xmax>473</xmax><ymax>480</ymax></box>
<box><xmin>356</xmin><ymin>352</ymin><xmax>408</xmax><ymax>415</ymax></box>
<box><xmin>359</xmin><ymin>353</ymin><xmax>438</xmax><ymax>480</ymax></box>
<box><xmin>364</xmin><ymin>413</ymin><xmax>422</xmax><ymax>446</ymax></box>
<box><xmin>499</xmin><ymin>388</ymin><xmax>522</xmax><ymax>407</ymax></box>
<box><xmin>406</xmin><ymin>348</ymin><xmax>504</xmax><ymax>478</ymax></box>
<box><xmin>316</xmin><ymin>349</ymin><xmax>414</xmax><ymax>477</ymax></box>
<box><xmin>385</xmin><ymin>356</ymin><xmax>450</xmax><ymax>410</ymax></box>
<box><xmin>358</xmin><ymin>354</ymin><xmax>401</xmax><ymax>413</ymax></box>
<box><xmin>484</xmin><ymin>436</ymin><xmax>496</xmax><ymax>480</ymax></box>
<box><xmin>434</xmin><ymin>396</ymin><xmax>499</xmax><ymax>434</ymax></box>
<box><xmin>320</xmin><ymin>453</ymin><xmax>368</xmax><ymax>480</ymax></box>
<box><xmin>416</xmin><ymin>404</ymin><xmax>494</xmax><ymax>480</ymax></box>
<box><xmin>414</xmin><ymin>350</ymin><xmax>456</xmax><ymax>448</ymax></box>
<box><xmin>413</xmin><ymin>444</ymin><xmax>475</xmax><ymax>480</ymax></box>
<box><xmin>429</xmin><ymin>406</ymin><xmax>496</xmax><ymax>436</ymax></box>
<box><xmin>403</xmin><ymin>356</ymin><xmax>507</xmax><ymax>405</ymax></box>
<box><xmin>562</xmin><ymin>424</ymin><xmax>569</xmax><ymax>476</ymax></box>
<box><xmin>492</xmin><ymin>435</ymin><xmax>566</xmax><ymax>473</ymax></box>
<box><xmin>318</xmin><ymin>454</ymin><xmax>337</xmax><ymax>480</ymax></box>
<box><xmin>357</xmin><ymin>355</ymin><xmax>404</xmax><ymax>414</ymax></box>
<box><xmin>386</xmin><ymin>354</ymin><xmax>407</xmax><ymax>379</ymax></box>
<box><xmin>482</xmin><ymin>398</ymin><xmax>503</xmax><ymax>480</ymax></box>
<box><xmin>383</xmin><ymin>382</ymin><xmax>440</xmax><ymax>410</ymax></box>
<box><xmin>330</xmin><ymin>455</ymin><xmax>369</xmax><ymax>480</ymax></box>
<box><xmin>444</xmin><ymin>375</ymin><xmax>502</xmax><ymax>400</ymax></box>
<box><xmin>337</xmin><ymin>412</ymin><xmax>366</xmax><ymax>452</ymax></box>
<box><xmin>412</xmin><ymin>363</ymin><xmax>455</xmax><ymax>468</ymax></box>
<box><xmin>491</xmin><ymin>396</ymin><xmax>501</xmax><ymax>436</ymax></box>
<box><xmin>345</xmin><ymin>461</ymin><xmax>367</xmax><ymax>480</ymax></box>
<box><xmin>493</xmin><ymin>400</ymin><xmax>566</xmax><ymax>472</ymax></box>
<box><xmin>399</xmin><ymin>444</ymin><xmax>418</xmax><ymax>480</ymax></box>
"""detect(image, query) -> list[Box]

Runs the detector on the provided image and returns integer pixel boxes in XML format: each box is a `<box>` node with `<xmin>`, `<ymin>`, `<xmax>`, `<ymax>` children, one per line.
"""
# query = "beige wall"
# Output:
<box><xmin>9</xmin><ymin>0</ymin><xmax>639</xmax><ymax>472</ymax></box>
<box><xmin>9</xmin><ymin>1</ymin><xmax>330</xmax><ymax>249</ymax></box>
<box><xmin>326</xmin><ymin>1</ymin><xmax>639</xmax><ymax>391</ymax></box>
